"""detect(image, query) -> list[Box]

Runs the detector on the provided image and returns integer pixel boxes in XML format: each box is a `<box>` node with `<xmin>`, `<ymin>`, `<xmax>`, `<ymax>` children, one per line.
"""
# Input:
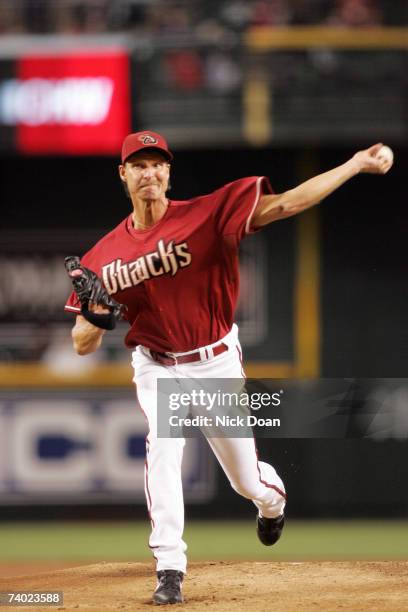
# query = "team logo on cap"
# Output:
<box><xmin>138</xmin><ymin>134</ymin><xmax>158</xmax><ymax>145</ymax></box>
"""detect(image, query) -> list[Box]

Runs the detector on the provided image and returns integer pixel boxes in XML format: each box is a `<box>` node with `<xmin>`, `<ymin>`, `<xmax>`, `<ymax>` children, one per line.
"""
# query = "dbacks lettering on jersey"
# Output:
<box><xmin>102</xmin><ymin>238</ymin><xmax>192</xmax><ymax>294</ymax></box>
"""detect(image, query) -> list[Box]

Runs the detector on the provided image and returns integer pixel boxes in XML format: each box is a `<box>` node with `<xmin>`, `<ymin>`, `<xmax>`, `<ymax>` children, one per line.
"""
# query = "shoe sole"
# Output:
<box><xmin>153</xmin><ymin>594</ymin><xmax>184</xmax><ymax>605</ymax></box>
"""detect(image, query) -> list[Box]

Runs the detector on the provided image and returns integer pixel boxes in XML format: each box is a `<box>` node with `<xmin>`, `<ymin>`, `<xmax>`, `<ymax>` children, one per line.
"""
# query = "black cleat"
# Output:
<box><xmin>153</xmin><ymin>570</ymin><xmax>184</xmax><ymax>605</ymax></box>
<box><xmin>256</xmin><ymin>513</ymin><xmax>285</xmax><ymax>546</ymax></box>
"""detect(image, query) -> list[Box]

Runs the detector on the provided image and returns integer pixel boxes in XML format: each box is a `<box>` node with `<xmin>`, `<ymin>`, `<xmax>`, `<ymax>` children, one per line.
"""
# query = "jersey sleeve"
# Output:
<box><xmin>65</xmin><ymin>289</ymin><xmax>81</xmax><ymax>314</ymax></box>
<box><xmin>213</xmin><ymin>176</ymin><xmax>274</xmax><ymax>240</ymax></box>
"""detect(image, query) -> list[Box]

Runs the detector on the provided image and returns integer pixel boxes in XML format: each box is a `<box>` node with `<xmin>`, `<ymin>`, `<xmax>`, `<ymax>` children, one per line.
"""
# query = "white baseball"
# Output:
<box><xmin>377</xmin><ymin>145</ymin><xmax>394</xmax><ymax>167</ymax></box>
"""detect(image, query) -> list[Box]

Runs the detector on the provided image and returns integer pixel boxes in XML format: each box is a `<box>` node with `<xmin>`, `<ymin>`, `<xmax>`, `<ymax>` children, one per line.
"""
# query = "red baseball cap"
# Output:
<box><xmin>121</xmin><ymin>131</ymin><xmax>173</xmax><ymax>163</ymax></box>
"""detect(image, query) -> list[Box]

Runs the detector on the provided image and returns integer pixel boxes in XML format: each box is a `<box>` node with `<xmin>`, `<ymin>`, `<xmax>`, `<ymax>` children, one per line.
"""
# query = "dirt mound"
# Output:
<box><xmin>1</xmin><ymin>560</ymin><xmax>407</xmax><ymax>611</ymax></box>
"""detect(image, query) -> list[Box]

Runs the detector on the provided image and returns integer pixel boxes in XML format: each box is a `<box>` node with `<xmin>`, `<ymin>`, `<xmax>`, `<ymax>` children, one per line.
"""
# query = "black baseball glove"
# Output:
<box><xmin>65</xmin><ymin>255</ymin><xmax>125</xmax><ymax>330</ymax></box>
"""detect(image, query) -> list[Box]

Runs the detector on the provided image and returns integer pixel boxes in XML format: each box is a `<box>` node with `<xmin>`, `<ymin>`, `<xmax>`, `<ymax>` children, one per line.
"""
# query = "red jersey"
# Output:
<box><xmin>65</xmin><ymin>176</ymin><xmax>273</xmax><ymax>352</ymax></box>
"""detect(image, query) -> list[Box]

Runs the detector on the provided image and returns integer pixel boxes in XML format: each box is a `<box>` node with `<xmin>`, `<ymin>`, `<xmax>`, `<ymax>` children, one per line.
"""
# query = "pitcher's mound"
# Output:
<box><xmin>1</xmin><ymin>560</ymin><xmax>408</xmax><ymax>611</ymax></box>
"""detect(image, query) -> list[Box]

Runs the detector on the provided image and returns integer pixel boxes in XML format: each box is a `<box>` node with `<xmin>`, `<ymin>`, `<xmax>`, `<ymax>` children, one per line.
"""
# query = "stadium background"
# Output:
<box><xmin>0</xmin><ymin>0</ymin><xmax>407</xmax><ymax>576</ymax></box>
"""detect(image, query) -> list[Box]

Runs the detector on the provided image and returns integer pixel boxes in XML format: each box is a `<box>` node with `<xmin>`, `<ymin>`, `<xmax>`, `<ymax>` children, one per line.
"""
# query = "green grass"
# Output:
<box><xmin>0</xmin><ymin>521</ymin><xmax>407</xmax><ymax>562</ymax></box>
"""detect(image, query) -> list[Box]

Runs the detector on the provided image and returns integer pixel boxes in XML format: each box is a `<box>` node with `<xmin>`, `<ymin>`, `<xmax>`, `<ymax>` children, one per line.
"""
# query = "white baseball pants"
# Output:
<box><xmin>131</xmin><ymin>324</ymin><xmax>286</xmax><ymax>574</ymax></box>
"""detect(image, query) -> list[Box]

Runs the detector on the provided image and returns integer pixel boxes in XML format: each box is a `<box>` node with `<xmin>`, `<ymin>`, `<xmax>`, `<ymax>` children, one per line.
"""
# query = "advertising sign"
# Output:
<box><xmin>0</xmin><ymin>390</ymin><xmax>215</xmax><ymax>504</ymax></box>
<box><xmin>0</xmin><ymin>50</ymin><xmax>130</xmax><ymax>154</ymax></box>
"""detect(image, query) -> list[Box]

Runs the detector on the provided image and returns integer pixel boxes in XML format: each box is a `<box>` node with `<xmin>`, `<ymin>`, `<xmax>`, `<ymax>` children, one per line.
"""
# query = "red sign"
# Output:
<box><xmin>14</xmin><ymin>50</ymin><xmax>130</xmax><ymax>154</ymax></box>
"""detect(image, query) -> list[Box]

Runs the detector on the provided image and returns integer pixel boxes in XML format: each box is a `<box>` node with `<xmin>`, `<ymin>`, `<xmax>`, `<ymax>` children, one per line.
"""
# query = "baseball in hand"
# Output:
<box><xmin>376</xmin><ymin>145</ymin><xmax>394</xmax><ymax>170</ymax></box>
